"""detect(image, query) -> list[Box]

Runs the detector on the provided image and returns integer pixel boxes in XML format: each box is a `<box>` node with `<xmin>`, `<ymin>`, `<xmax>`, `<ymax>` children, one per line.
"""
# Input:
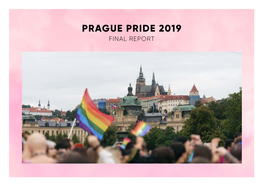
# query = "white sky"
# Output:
<box><xmin>22</xmin><ymin>52</ymin><xmax>242</xmax><ymax>111</ymax></box>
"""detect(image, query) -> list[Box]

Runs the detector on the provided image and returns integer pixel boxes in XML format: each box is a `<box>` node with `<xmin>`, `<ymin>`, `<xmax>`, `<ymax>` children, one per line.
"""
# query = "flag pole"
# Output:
<box><xmin>68</xmin><ymin>118</ymin><xmax>76</xmax><ymax>139</ymax></box>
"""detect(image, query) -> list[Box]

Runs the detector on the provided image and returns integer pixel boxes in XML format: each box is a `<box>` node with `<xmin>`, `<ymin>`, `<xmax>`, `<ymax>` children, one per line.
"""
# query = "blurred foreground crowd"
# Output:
<box><xmin>22</xmin><ymin>132</ymin><xmax>241</xmax><ymax>164</ymax></box>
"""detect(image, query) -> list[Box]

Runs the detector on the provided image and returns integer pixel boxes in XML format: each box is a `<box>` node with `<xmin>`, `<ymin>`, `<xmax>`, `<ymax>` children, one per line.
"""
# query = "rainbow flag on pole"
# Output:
<box><xmin>120</xmin><ymin>137</ymin><xmax>131</xmax><ymax>149</ymax></box>
<box><xmin>76</xmin><ymin>89</ymin><xmax>114</xmax><ymax>140</ymax></box>
<box><xmin>131</xmin><ymin>121</ymin><xmax>151</xmax><ymax>137</ymax></box>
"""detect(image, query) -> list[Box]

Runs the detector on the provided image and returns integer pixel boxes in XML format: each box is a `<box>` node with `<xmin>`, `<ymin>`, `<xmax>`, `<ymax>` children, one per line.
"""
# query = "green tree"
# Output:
<box><xmin>50</xmin><ymin>134</ymin><xmax>56</xmax><ymax>142</ymax></box>
<box><xmin>155</xmin><ymin>127</ymin><xmax>178</xmax><ymax>147</ymax></box>
<box><xmin>44</xmin><ymin>131</ymin><xmax>50</xmax><ymax>140</ymax></box>
<box><xmin>62</xmin><ymin>133</ymin><xmax>68</xmax><ymax>138</ymax></box>
<box><xmin>147</xmin><ymin>106</ymin><xmax>159</xmax><ymax>113</ymax></box>
<box><xmin>68</xmin><ymin>106</ymin><xmax>79</xmax><ymax>121</ymax></box>
<box><xmin>83</xmin><ymin>135</ymin><xmax>89</xmax><ymax>147</ymax></box>
<box><xmin>207</xmin><ymin>99</ymin><xmax>227</xmax><ymax>120</ymax></box>
<box><xmin>100</xmin><ymin>125</ymin><xmax>118</xmax><ymax>147</ymax></box>
<box><xmin>22</xmin><ymin>105</ymin><xmax>31</xmax><ymax>108</ymax></box>
<box><xmin>221</xmin><ymin>88</ymin><xmax>242</xmax><ymax>139</ymax></box>
<box><xmin>99</xmin><ymin>108</ymin><xmax>110</xmax><ymax>115</ymax></box>
<box><xmin>143</xmin><ymin>126</ymin><xmax>162</xmax><ymax>150</ymax></box>
<box><xmin>56</xmin><ymin>132</ymin><xmax>63</xmax><ymax>142</ymax></box>
<box><xmin>72</xmin><ymin>133</ymin><xmax>80</xmax><ymax>144</ymax></box>
<box><xmin>126</xmin><ymin>123</ymin><xmax>136</xmax><ymax>142</ymax></box>
<box><xmin>194</xmin><ymin>101</ymin><xmax>203</xmax><ymax>108</ymax></box>
<box><xmin>180</xmin><ymin>105</ymin><xmax>225</xmax><ymax>143</ymax></box>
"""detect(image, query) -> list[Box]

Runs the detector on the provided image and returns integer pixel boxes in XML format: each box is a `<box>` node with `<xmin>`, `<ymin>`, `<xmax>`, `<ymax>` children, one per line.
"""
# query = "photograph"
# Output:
<box><xmin>21</xmin><ymin>52</ymin><xmax>242</xmax><ymax>164</ymax></box>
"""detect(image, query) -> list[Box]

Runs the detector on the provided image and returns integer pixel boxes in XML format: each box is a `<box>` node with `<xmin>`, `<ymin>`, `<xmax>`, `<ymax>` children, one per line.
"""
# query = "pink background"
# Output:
<box><xmin>9</xmin><ymin>9</ymin><xmax>254</xmax><ymax>177</ymax></box>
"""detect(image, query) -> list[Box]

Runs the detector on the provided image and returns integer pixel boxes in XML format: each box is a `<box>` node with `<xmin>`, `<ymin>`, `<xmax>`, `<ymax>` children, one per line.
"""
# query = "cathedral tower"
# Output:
<box><xmin>136</xmin><ymin>65</ymin><xmax>145</xmax><ymax>95</ymax></box>
<box><xmin>189</xmin><ymin>84</ymin><xmax>200</xmax><ymax>106</ymax></box>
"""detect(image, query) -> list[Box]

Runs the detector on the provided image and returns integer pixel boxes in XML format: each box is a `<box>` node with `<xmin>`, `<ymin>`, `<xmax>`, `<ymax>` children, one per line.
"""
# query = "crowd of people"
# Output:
<box><xmin>22</xmin><ymin>132</ymin><xmax>242</xmax><ymax>164</ymax></box>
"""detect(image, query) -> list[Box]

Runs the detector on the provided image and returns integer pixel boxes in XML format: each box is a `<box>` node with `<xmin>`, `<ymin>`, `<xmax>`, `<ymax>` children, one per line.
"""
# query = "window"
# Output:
<box><xmin>31</xmin><ymin>130</ymin><xmax>33</xmax><ymax>133</ymax></box>
<box><xmin>43</xmin><ymin>131</ymin><xmax>45</xmax><ymax>134</ymax></box>
<box><xmin>56</xmin><ymin>131</ymin><xmax>58</xmax><ymax>135</ymax></box>
<box><xmin>176</xmin><ymin>114</ymin><xmax>179</xmax><ymax>118</ymax></box>
<box><xmin>177</xmin><ymin>126</ymin><xmax>179</xmax><ymax>131</ymax></box>
<box><xmin>52</xmin><ymin>131</ymin><xmax>54</xmax><ymax>135</ymax></box>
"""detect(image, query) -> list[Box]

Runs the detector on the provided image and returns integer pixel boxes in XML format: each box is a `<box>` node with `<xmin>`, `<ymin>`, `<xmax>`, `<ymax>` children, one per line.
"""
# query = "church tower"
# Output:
<box><xmin>47</xmin><ymin>100</ymin><xmax>50</xmax><ymax>110</ymax></box>
<box><xmin>155</xmin><ymin>84</ymin><xmax>160</xmax><ymax>96</ymax></box>
<box><xmin>189</xmin><ymin>84</ymin><xmax>200</xmax><ymax>106</ymax></box>
<box><xmin>38</xmin><ymin>100</ymin><xmax>41</xmax><ymax>110</ymax></box>
<box><xmin>136</xmin><ymin>65</ymin><xmax>145</xmax><ymax>95</ymax></box>
<box><xmin>152</xmin><ymin>72</ymin><xmax>156</xmax><ymax>86</ymax></box>
<box><xmin>168</xmin><ymin>84</ymin><xmax>171</xmax><ymax>95</ymax></box>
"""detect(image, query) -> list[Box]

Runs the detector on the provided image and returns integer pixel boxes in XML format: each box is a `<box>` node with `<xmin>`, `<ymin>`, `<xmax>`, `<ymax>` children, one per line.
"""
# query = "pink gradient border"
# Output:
<box><xmin>9</xmin><ymin>9</ymin><xmax>254</xmax><ymax>177</ymax></box>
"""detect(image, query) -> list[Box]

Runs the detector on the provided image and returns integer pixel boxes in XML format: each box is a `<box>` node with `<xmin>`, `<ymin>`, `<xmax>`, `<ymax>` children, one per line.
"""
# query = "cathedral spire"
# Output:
<box><xmin>152</xmin><ymin>72</ymin><xmax>156</xmax><ymax>86</ymax></box>
<box><xmin>168</xmin><ymin>84</ymin><xmax>171</xmax><ymax>95</ymax></box>
<box><xmin>137</xmin><ymin>65</ymin><xmax>145</xmax><ymax>82</ymax></box>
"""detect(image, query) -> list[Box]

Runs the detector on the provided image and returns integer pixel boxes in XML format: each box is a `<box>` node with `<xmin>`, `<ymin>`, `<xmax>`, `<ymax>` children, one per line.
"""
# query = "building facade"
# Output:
<box><xmin>158</xmin><ymin>95</ymin><xmax>190</xmax><ymax>113</ymax></box>
<box><xmin>135</xmin><ymin>66</ymin><xmax>170</xmax><ymax>97</ymax></box>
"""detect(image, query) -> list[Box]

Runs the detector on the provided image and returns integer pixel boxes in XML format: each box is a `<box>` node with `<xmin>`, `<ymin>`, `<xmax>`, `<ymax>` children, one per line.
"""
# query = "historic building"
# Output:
<box><xmin>120</xmin><ymin>84</ymin><xmax>142</xmax><ymax>116</ymax></box>
<box><xmin>106</xmin><ymin>98</ymin><xmax>121</xmax><ymax>113</ymax></box>
<box><xmin>158</xmin><ymin>95</ymin><xmax>190</xmax><ymax>113</ymax></box>
<box><xmin>139</xmin><ymin>95</ymin><xmax>166</xmax><ymax>113</ymax></box>
<box><xmin>22</xmin><ymin>120</ymin><xmax>88</xmax><ymax>143</ymax></box>
<box><xmin>22</xmin><ymin>100</ymin><xmax>52</xmax><ymax>116</ymax></box>
<box><xmin>93</xmin><ymin>98</ymin><xmax>107</xmax><ymax>109</ymax></box>
<box><xmin>189</xmin><ymin>84</ymin><xmax>201</xmax><ymax>106</ymax></box>
<box><xmin>135</xmin><ymin>65</ymin><xmax>171</xmax><ymax>97</ymax></box>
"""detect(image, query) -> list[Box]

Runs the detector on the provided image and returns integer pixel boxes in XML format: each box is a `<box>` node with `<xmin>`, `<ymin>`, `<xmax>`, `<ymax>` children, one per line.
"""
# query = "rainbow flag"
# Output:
<box><xmin>120</xmin><ymin>137</ymin><xmax>131</xmax><ymax>149</ymax></box>
<box><xmin>131</xmin><ymin>121</ymin><xmax>151</xmax><ymax>137</ymax></box>
<box><xmin>76</xmin><ymin>89</ymin><xmax>114</xmax><ymax>140</ymax></box>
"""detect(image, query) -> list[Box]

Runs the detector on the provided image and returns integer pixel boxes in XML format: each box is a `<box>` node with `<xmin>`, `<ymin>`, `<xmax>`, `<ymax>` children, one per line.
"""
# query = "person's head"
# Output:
<box><xmin>86</xmin><ymin>147</ymin><xmax>99</xmax><ymax>163</ymax></box>
<box><xmin>139</xmin><ymin>142</ymin><xmax>148</xmax><ymax>157</ymax></box>
<box><xmin>120</xmin><ymin>148</ymin><xmax>132</xmax><ymax>163</ymax></box>
<box><xmin>234</xmin><ymin>136</ymin><xmax>242</xmax><ymax>145</ymax></box>
<box><xmin>170</xmin><ymin>142</ymin><xmax>187</xmax><ymax>163</ymax></box>
<box><xmin>55</xmin><ymin>138</ymin><xmax>71</xmax><ymax>151</ymax></box>
<box><xmin>152</xmin><ymin>146</ymin><xmax>174</xmax><ymax>163</ymax></box>
<box><xmin>26</xmin><ymin>133</ymin><xmax>47</xmax><ymax>155</ymax></box>
<box><xmin>225</xmin><ymin>139</ymin><xmax>234</xmax><ymax>152</ymax></box>
<box><xmin>233</xmin><ymin>133</ymin><xmax>241</xmax><ymax>140</ymax></box>
<box><xmin>72</xmin><ymin>147</ymin><xmax>88</xmax><ymax>156</ymax></box>
<box><xmin>125</xmin><ymin>141</ymin><xmax>135</xmax><ymax>150</ymax></box>
<box><xmin>191</xmin><ymin>157</ymin><xmax>211</xmax><ymax>163</ymax></box>
<box><xmin>116</xmin><ymin>142</ymin><xmax>122</xmax><ymax>148</ymax></box>
<box><xmin>58</xmin><ymin>151</ymin><xmax>89</xmax><ymax>163</ymax></box>
<box><xmin>193</xmin><ymin>145</ymin><xmax>212</xmax><ymax>162</ymax></box>
<box><xmin>175</xmin><ymin>136</ymin><xmax>193</xmax><ymax>155</ymax></box>
<box><xmin>69</xmin><ymin>140</ymin><xmax>74</xmax><ymax>150</ymax></box>
<box><xmin>46</xmin><ymin>140</ymin><xmax>57</xmax><ymax>158</ymax></box>
<box><xmin>230</xmin><ymin>143</ymin><xmax>242</xmax><ymax>161</ymax></box>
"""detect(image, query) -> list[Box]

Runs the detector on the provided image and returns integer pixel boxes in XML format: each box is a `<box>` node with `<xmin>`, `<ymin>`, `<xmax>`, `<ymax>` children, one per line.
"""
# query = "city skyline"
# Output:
<box><xmin>22</xmin><ymin>52</ymin><xmax>242</xmax><ymax>111</ymax></box>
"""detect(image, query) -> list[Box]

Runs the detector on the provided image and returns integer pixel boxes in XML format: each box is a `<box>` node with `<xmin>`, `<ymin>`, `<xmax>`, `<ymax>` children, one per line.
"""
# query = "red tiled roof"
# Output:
<box><xmin>22</xmin><ymin>108</ymin><xmax>30</xmax><ymax>110</ymax></box>
<box><xmin>190</xmin><ymin>85</ymin><xmax>199</xmax><ymax>92</ymax></box>
<box><xmin>107</xmin><ymin>99</ymin><xmax>121</xmax><ymax>103</ymax></box>
<box><xmin>200</xmin><ymin>98</ymin><xmax>207</xmax><ymax>104</ymax></box>
<box><xmin>139</xmin><ymin>95</ymin><xmax>166</xmax><ymax>100</ymax></box>
<box><xmin>159</xmin><ymin>95</ymin><xmax>189</xmax><ymax>102</ymax></box>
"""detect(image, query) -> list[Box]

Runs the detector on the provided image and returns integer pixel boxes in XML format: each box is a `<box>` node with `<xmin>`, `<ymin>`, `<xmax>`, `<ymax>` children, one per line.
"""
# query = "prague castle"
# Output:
<box><xmin>135</xmin><ymin>65</ymin><xmax>171</xmax><ymax>97</ymax></box>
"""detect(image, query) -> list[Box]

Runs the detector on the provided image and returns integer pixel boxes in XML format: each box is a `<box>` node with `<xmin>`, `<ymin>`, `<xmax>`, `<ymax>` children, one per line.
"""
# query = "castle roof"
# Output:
<box><xmin>190</xmin><ymin>84</ymin><xmax>199</xmax><ymax>92</ymax></box>
<box><xmin>159</xmin><ymin>95</ymin><xmax>189</xmax><ymax>102</ymax></box>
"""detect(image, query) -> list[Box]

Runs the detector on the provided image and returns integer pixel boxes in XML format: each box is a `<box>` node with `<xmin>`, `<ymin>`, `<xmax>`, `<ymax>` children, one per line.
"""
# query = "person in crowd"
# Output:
<box><xmin>215</xmin><ymin>146</ymin><xmax>241</xmax><ymax>163</ymax></box>
<box><xmin>59</xmin><ymin>151</ymin><xmax>90</xmax><ymax>163</ymax></box>
<box><xmin>98</xmin><ymin>147</ymin><xmax>122</xmax><ymax>163</ymax></box>
<box><xmin>170</xmin><ymin>142</ymin><xmax>188</xmax><ymax>163</ymax></box>
<box><xmin>86</xmin><ymin>147</ymin><xmax>99</xmax><ymax>163</ymax></box>
<box><xmin>151</xmin><ymin>146</ymin><xmax>174</xmax><ymax>163</ymax></box>
<box><xmin>230</xmin><ymin>143</ymin><xmax>242</xmax><ymax>162</ymax></box>
<box><xmin>139</xmin><ymin>142</ymin><xmax>149</xmax><ymax>158</ymax></box>
<box><xmin>233</xmin><ymin>133</ymin><xmax>242</xmax><ymax>141</ymax></box>
<box><xmin>87</xmin><ymin>135</ymin><xmax>115</xmax><ymax>163</ymax></box>
<box><xmin>225</xmin><ymin>139</ymin><xmax>234</xmax><ymax>153</ymax></box>
<box><xmin>46</xmin><ymin>140</ymin><xmax>57</xmax><ymax>158</ymax></box>
<box><xmin>234</xmin><ymin>136</ymin><xmax>242</xmax><ymax>145</ymax></box>
<box><xmin>23</xmin><ymin>133</ymin><xmax>56</xmax><ymax>163</ymax></box>
<box><xmin>55</xmin><ymin>138</ymin><xmax>73</xmax><ymax>161</ymax></box>
<box><xmin>190</xmin><ymin>157</ymin><xmax>211</xmax><ymax>163</ymax></box>
<box><xmin>174</xmin><ymin>136</ymin><xmax>194</xmax><ymax>157</ymax></box>
<box><xmin>192</xmin><ymin>145</ymin><xmax>212</xmax><ymax>163</ymax></box>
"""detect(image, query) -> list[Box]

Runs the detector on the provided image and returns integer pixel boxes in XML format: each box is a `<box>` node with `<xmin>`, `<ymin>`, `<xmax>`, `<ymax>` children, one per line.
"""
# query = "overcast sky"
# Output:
<box><xmin>22</xmin><ymin>52</ymin><xmax>242</xmax><ymax>111</ymax></box>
